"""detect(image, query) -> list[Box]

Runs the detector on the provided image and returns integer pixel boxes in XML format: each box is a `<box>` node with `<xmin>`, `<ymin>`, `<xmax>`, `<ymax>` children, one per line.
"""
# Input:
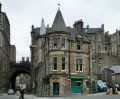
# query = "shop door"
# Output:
<box><xmin>53</xmin><ymin>82</ymin><xmax>59</xmax><ymax>95</ymax></box>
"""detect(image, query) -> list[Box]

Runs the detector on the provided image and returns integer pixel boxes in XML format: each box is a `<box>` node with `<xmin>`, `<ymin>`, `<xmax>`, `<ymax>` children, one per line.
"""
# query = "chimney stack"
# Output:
<box><xmin>73</xmin><ymin>19</ymin><xmax>83</xmax><ymax>32</ymax></box>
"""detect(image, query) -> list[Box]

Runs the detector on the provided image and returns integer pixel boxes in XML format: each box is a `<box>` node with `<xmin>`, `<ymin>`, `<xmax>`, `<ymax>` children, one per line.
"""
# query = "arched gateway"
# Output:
<box><xmin>10</xmin><ymin>61</ymin><xmax>31</xmax><ymax>91</ymax></box>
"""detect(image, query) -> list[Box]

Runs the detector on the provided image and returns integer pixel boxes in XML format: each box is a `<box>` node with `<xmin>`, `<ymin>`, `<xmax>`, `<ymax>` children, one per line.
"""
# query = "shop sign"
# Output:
<box><xmin>71</xmin><ymin>74</ymin><xmax>84</xmax><ymax>79</ymax></box>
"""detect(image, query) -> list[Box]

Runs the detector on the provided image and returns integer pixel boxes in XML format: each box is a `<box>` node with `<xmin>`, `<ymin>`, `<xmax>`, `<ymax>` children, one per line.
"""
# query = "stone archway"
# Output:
<box><xmin>10</xmin><ymin>70</ymin><xmax>30</xmax><ymax>91</ymax></box>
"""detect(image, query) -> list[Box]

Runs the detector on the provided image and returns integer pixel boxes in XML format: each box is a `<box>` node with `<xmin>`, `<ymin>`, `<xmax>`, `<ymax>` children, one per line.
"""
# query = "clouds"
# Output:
<box><xmin>1</xmin><ymin>0</ymin><xmax>120</xmax><ymax>60</ymax></box>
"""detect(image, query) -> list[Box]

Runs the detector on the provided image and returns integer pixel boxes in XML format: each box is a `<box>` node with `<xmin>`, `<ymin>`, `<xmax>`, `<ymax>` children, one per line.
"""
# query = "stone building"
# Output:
<box><xmin>0</xmin><ymin>3</ymin><xmax>11</xmax><ymax>92</ymax></box>
<box><xmin>110</xmin><ymin>29</ymin><xmax>120</xmax><ymax>58</ymax></box>
<box><xmin>83</xmin><ymin>25</ymin><xmax>120</xmax><ymax>79</ymax></box>
<box><xmin>30</xmin><ymin>7</ymin><xmax>91</xmax><ymax>96</ymax></box>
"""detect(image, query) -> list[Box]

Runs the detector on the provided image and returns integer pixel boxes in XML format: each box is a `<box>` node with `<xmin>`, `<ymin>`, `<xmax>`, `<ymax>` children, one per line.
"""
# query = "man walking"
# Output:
<box><xmin>19</xmin><ymin>88</ymin><xmax>25</xmax><ymax>99</ymax></box>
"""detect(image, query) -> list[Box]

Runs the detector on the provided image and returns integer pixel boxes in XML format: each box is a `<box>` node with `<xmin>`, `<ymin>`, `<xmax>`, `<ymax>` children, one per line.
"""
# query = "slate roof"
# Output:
<box><xmin>51</xmin><ymin>9</ymin><xmax>67</xmax><ymax>32</ymax></box>
<box><xmin>110</xmin><ymin>66</ymin><xmax>120</xmax><ymax>73</ymax></box>
<box><xmin>67</xmin><ymin>27</ymin><xmax>90</xmax><ymax>43</ymax></box>
<box><xmin>84</xmin><ymin>28</ymin><xmax>103</xmax><ymax>33</ymax></box>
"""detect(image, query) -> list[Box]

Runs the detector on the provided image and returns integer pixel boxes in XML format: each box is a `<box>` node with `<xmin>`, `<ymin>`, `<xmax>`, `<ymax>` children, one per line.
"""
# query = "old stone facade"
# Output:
<box><xmin>30</xmin><ymin>6</ymin><xmax>120</xmax><ymax>95</ymax></box>
<box><xmin>30</xmin><ymin>8</ymin><xmax>91</xmax><ymax>96</ymax></box>
<box><xmin>83</xmin><ymin>25</ymin><xmax>120</xmax><ymax>79</ymax></box>
<box><xmin>110</xmin><ymin>30</ymin><xmax>120</xmax><ymax>58</ymax></box>
<box><xmin>0</xmin><ymin>3</ymin><xmax>11</xmax><ymax>92</ymax></box>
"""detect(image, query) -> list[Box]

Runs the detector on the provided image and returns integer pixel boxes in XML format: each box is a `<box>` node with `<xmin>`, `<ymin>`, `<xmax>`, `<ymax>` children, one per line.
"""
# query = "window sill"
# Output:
<box><xmin>53</xmin><ymin>70</ymin><xmax>57</xmax><ymax>71</ymax></box>
<box><xmin>76</xmin><ymin>71</ymin><xmax>83</xmax><ymax>73</ymax></box>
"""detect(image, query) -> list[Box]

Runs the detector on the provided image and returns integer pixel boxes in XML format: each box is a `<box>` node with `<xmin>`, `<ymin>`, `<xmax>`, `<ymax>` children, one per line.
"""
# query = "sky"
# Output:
<box><xmin>1</xmin><ymin>0</ymin><xmax>120</xmax><ymax>61</ymax></box>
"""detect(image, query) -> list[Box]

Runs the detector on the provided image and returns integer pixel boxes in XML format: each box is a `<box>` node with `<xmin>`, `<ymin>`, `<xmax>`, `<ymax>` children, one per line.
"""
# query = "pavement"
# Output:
<box><xmin>27</xmin><ymin>91</ymin><xmax>120</xmax><ymax>98</ymax></box>
<box><xmin>0</xmin><ymin>91</ymin><xmax>120</xmax><ymax>99</ymax></box>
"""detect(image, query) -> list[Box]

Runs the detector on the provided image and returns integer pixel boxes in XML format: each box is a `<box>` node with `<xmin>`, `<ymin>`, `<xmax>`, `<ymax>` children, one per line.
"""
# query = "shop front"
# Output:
<box><xmin>71</xmin><ymin>74</ymin><xmax>84</xmax><ymax>93</ymax></box>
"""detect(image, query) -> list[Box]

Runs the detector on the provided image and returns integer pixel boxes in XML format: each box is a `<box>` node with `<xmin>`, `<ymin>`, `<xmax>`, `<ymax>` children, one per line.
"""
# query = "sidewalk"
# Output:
<box><xmin>26</xmin><ymin>91</ymin><xmax>120</xmax><ymax>98</ymax></box>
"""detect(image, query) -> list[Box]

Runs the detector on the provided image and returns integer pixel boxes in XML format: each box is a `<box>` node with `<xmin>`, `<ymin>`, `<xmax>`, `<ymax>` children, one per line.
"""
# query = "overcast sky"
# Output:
<box><xmin>1</xmin><ymin>0</ymin><xmax>120</xmax><ymax>61</ymax></box>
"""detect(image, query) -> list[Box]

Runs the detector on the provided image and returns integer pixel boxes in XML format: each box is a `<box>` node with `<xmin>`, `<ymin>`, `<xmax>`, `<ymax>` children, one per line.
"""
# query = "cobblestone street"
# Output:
<box><xmin>0</xmin><ymin>92</ymin><xmax>120</xmax><ymax>99</ymax></box>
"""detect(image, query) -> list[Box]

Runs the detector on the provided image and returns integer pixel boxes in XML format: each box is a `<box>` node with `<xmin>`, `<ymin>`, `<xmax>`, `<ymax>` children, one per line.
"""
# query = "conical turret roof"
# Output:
<box><xmin>40</xmin><ymin>19</ymin><xmax>46</xmax><ymax>35</ymax></box>
<box><xmin>51</xmin><ymin>9</ymin><xmax>66</xmax><ymax>31</ymax></box>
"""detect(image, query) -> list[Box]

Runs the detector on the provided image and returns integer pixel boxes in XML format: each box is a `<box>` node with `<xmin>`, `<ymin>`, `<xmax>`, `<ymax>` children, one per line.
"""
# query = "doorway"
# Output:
<box><xmin>53</xmin><ymin>82</ymin><xmax>59</xmax><ymax>95</ymax></box>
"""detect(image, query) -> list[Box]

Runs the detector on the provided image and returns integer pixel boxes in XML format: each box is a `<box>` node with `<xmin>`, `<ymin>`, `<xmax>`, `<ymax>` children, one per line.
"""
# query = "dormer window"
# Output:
<box><xmin>77</xmin><ymin>42</ymin><xmax>81</xmax><ymax>51</ymax></box>
<box><xmin>53</xmin><ymin>36</ymin><xmax>57</xmax><ymax>49</ymax></box>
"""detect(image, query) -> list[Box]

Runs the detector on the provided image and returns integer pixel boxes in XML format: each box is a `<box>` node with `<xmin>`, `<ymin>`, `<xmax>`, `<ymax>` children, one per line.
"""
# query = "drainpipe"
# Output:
<box><xmin>88</xmin><ymin>42</ymin><xmax>92</xmax><ymax>94</ymax></box>
<box><xmin>68</xmin><ymin>35</ymin><xmax>71</xmax><ymax>94</ymax></box>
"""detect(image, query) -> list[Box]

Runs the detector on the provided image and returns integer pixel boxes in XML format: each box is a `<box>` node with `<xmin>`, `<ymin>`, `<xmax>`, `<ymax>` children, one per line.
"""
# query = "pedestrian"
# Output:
<box><xmin>19</xmin><ymin>89</ymin><xmax>25</xmax><ymax>99</ymax></box>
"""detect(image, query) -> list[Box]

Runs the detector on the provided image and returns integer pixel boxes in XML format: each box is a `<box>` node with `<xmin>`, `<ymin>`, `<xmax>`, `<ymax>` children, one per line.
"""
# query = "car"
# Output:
<box><xmin>7</xmin><ymin>89</ymin><xmax>14</xmax><ymax>95</ymax></box>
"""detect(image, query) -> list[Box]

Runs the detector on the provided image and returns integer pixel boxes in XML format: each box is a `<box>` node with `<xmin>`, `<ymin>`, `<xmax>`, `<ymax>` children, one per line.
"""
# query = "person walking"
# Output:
<box><xmin>19</xmin><ymin>89</ymin><xmax>25</xmax><ymax>99</ymax></box>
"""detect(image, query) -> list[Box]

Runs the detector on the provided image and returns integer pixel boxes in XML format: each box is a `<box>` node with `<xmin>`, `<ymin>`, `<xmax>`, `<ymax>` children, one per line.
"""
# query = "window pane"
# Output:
<box><xmin>77</xmin><ymin>45</ymin><xmax>81</xmax><ymax>50</ymax></box>
<box><xmin>80</xmin><ymin>64</ymin><xmax>82</xmax><ymax>71</ymax></box>
<box><xmin>80</xmin><ymin>60</ymin><xmax>83</xmax><ymax>71</ymax></box>
<box><xmin>62</xmin><ymin>58</ymin><xmax>65</xmax><ymax>62</ymax></box>
<box><xmin>62</xmin><ymin>63</ymin><xmax>65</xmax><ymax>70</ymax></box>
<box><xmin>77</xmin><ymin>42</ymin><xmax>81</xmax><ymax>50</ymax></box>
<box><xmin>76</xmin><ymin>59</ymin><xmax>83</xmax><ymax>71</ymax></box>
<box><xmin>62</xmin><ymin>38</ymin><xmax>65</xmax><ymax>48</ymax></box>
<box><xmin>76</xmin><ymin>60</ymin><xmax>79</xmax><ymax>71</ymax></box>
<box><xmin>53</xmin><ymin>57</ymin><xmax>57</xmax><ymax>70</ymax></box>
<box><xmin>54</xmin><ymin>63</ymin><xmax>57</xmax><ymax>70</ymax></box>
<box><xmin>54</xmin><ymin>57</ymin><xmax>57</xmax><ymax>62</ymax></box>
<box><xmin>62</xmin><ymin>58</ymin><xmax>65</xmax><ymax>70</ymax></box>
<box><xmin>53</xmin><ymin>37</ymin><xmax>57</xmax><ymax>49</ymax></box>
